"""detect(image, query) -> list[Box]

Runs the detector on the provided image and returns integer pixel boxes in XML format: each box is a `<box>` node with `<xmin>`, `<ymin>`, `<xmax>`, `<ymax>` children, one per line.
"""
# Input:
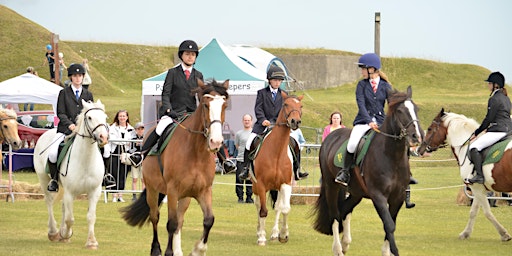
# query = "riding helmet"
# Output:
<box><xmin>267</xmin><ymin>65</ymin><xmax>286</xmax><ymax>80</ymax></box>
<box><xmin>485</xmin><ymin>71</ymin><xmax>505</xmax><ymax>88</ymax></box>
<box><xmin>67</xmin><ymin>63</ymin><xmax>86</xmax><ymax>76</ymax></box>
<box><xmin>357</xmin><ymin>53</ymin><xmax>381</xmax><ymax>70</ymax></box>
<box><xmin>178</xmin><ymin>40</ymin><xmax>199</xmax><ymax>60</ymax></box>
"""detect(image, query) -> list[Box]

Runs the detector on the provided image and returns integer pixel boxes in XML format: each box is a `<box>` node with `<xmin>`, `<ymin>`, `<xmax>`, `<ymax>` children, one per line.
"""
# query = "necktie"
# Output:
<box><xmin>184</xmin><ymin>70</ymin><xmax>190</xmax><ymax>80</ymax></box>
<box><xmin>75</xmin><ymin>90</ymin><xmax>80</xmax><ymax>101</ymax></box>
<box><xmin>272</xmin><ymin>91</ymin><xmax>277</xmax><ymax>101</ymax></box>
<box><xmin>371</xmin><ymin>80</ymin><xmax>377</xmax><ymax>93</ymax></box>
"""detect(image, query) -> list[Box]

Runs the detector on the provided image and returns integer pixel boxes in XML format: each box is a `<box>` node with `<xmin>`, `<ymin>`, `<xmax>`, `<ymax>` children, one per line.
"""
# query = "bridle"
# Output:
<box><xmin>374</xmin><ymin>100</ymin><xmax>419</xmax><ymax>140</ymax></box>
<box><xmin>0</xmin><ymin>114</ymin><xmax>16</xmax><ymax>140</ymax></box>
<box><xmin>176</xmin><ymin>93</ymin><xmax>226</xmax><ymax>139</ymax></box>
<box><xmin>421</xmin><ymin>119</ymin><xmax>448</xmax><ymax>152</ymax></box>
<box><xmin>276</xmin><ymin>98</ymin><xmax>302</xmax><ymax>127</ymax></box>
<box><xmin>76</xmin><ymin>108</ymin><xmax>109</xmax><ymax>143</ymax></box>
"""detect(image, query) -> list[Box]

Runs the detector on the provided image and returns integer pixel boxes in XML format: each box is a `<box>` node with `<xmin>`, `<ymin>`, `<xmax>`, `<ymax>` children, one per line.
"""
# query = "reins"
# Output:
<box><xmin>373</xmin><ymin>118</ymin><xmax>419</xmax><ymax>140</ymax></box>
<box><xmin>75</xmin><ymin>107</ymin><xmax>109</xmax><ymax>144</ymax></box>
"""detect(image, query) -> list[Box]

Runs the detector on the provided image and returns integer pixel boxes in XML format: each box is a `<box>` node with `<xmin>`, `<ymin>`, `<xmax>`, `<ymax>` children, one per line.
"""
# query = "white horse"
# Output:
<box><xmin>33</xmin><ymin>100</ymin><xmax>109</xmax><ymax>249</ymax></box>
<box><xmin>419</xmin><ymin>109</ymin><xmax>512</xmax><ymax>242</ymax></box>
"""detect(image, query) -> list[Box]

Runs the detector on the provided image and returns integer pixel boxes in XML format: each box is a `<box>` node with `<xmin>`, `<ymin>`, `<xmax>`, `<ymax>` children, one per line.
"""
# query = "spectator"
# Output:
<box><xmin>42</xmin><ymin>44</ymin><xmax>55</xmax><ymax>82</ymax></box>
<box><xmin>107</xmin><ymin>110</ymin><xmax>135</xmax><ymax>202</ymax></box>
<box><xmin>322</xmin><ymin>111</ymin><xmax>346</xmax><ymax>142</ymax></box>
<box><xmin>82</xmin><ymin>59</ymin><xmax>92</xmax><ymax>90</ymax></box>
<box><xmin>57</xmin><ymin>52</ymin><xmax>67</xmax><ymax>85</ymax></box>
<box><xmin>24</xmin><ymin>67</ymin><xmax>36</xmax><ymax>111</ymax></box>
<box><xmin>234</xmin><ymin>114</ymin><xmax>254</xmax><ymax>203</ymax></box>
<box><xmin>130</xmin><ymin>122</ymin><xmax>145</xmax><ymax>202</ymax></box>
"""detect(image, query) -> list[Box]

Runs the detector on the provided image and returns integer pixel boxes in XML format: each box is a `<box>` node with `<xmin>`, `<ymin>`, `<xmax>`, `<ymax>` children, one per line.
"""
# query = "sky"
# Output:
<box><xmin>2</xmin><ymin>0</ymin><xmax>511</xmax><ymax>84</ymax></box>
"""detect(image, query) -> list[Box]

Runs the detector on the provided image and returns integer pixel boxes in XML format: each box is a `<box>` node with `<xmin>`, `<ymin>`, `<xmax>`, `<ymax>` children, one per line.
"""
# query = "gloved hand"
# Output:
<box><xmin>167</xmin><ymin>110</ymin><xmax>178</xmax><ymax>119</ymax></box>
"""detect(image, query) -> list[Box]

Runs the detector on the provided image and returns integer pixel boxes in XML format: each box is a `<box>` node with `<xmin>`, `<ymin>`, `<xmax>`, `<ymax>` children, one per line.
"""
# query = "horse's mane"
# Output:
<box><xmin>193</xmin><ymin>79</ymin><xmax>229</xmax><ymax>99</ymax></box>
<box><xmin>442</xmin><ymin>112</ymin><xmax>479</xmax><ymax>146</ymax></box>
<box><xmin>71</xmin><ymin>100</ymin><xmax>105</xmax><ymax>138</ymax></box>
<box><xmin>0</xmin><ymin>107</ymin><xmax>17</xmax><ymax>119</ymax></box>
<box><xmin>387</xmin><ymin>88</ymin><xmax>408</xmax><ymax>113</ymax></box>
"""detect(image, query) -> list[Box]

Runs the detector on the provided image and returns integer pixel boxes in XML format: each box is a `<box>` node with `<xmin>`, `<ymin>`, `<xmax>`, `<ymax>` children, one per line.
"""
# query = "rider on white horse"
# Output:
<box><xmin>47</xmin><ymin>63</ymin><xmax>116</xmax><ymax>192</ymax></box>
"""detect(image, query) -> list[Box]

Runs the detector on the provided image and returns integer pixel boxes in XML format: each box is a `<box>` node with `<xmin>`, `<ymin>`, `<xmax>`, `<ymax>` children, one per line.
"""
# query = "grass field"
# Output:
<box><xmin>1</xmin><ymin>162</ymin><xmax>512</xmax><ymax>256</ymax></box>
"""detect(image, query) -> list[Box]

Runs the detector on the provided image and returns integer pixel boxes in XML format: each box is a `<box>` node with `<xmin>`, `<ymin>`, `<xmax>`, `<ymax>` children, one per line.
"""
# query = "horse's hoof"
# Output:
<box><xmin>270</xmin><ymin>236</ymin><xmax>278</xmax><ymax>241</ymax></box>
<box><xmin>278</xmin><ymin>236</ymin><xmax>289</xmax><ymax>243</ymax></box>
<box><xmin>59</xmin><ymin>237</ymin><xmax>71</xmax><ymax>243</ymax></box>
<box><xmin>501</xmin><ymin>233</ymin><xmax>512</xmax><ymax>242</ymax></box>
<box><xmin>257</xmin><ymin>240</ymin><xmax>266</xmax><ymax>246</ymax></box>
<box><xmin>458</xmin><ymin>232</ymin><xmax>470</xmax><ymax>240</ymax></box>
<box><xmin>48</xmin><ymin>232</ymin><xmax>60</xmax><ymax>242</ymax></box>
<box><xmin>86</xmin><ymin>244</ymin><xmax>98</xmax><ymax>250</ymax></box>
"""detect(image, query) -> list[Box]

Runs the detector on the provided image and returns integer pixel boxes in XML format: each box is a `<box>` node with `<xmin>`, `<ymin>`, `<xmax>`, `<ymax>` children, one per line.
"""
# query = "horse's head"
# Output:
<box><xmin>197</xmin><ymin>79</ymin><xmax>229</xmax><ymax>152</ymax></box>
<box><xmin>417</xmin><ymin>108</ymin><xmax>448</xmax><ymax>155</ymax></box>
<box><xmin>387</xmin><ymin>86</ymin><xmax>423</xmax><ymax>145</ymax></box>
<box><xmin>281</xmin><ymin>93</ymin><xmax>303</xmax><ymax>130</ymax></box>
<box><xmin>0</xmin><ymin>108</ymin><xmax>22</xmax><ymax>150</ymax></box>
<box><xmin>75</xmin><ymin>100</ymin><xmax>109</xmax><ymax>147</ymax></box>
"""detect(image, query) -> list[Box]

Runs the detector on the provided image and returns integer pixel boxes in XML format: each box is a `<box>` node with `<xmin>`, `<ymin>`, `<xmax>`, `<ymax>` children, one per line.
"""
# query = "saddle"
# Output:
<box><xmin>334</xmin><ymin>130</ymin><xmax>376</xmax><ymax>168</ymax></box>
<box><xmin>148</xmin><ymin>116</ymin><xmax>188</xmax><ymax>156</ymax></box>
<box><xmin>45</xmin><ymin>136</ymin><xmax>74</xmax><ymax>174</ymax></box>
<box><xmin>478</xmin><ymin>136</ymin><xmax>512</xmax><ymax>165</ymax></box>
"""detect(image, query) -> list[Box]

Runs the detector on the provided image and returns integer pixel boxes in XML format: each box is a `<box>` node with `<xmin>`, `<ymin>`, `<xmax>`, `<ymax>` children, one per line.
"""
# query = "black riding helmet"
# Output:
<box><xmin>267</xmin><ymin>65</ymin><xmax>286</xmax><ymax>80</ymax></box>
<box><xmin>67</xmin><ymin>63</ymin><xmax>86</xmax><ymax>77</ymax></box>
<box><xmin>178</xmin><ymin>40</ymin><xmax>199</xmax><ymax>60</ymax></box>
<box><xmin>485</xmin><ymin>71</ymin><xmax>505</xmax><ymax>88</ymax></box>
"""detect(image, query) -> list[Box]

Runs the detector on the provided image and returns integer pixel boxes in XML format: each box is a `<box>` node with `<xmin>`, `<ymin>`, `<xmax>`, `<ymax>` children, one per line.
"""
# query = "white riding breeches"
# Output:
<box><xmin>48</xmin><ymin>133</ymin><xmax>66</xmax><ymax>163</ymax></box>
<box><xmin>245</xmin><ymin>132</ymin><xmax>258</xmax><ymax>150</ymax></box>
<box><xmin>469</xmin><ymin>132</ymin><xmax>507</xmax><ymax>151</ymax></box>
<box><xmin>347</xmin><ymin>124</ymin><xmax>372</xmax><ymax>153</ymax></box>
<box><xmin>156</xmin><ymin>116</ymin><xmax>174</xmax><ymax>136</ymax></box>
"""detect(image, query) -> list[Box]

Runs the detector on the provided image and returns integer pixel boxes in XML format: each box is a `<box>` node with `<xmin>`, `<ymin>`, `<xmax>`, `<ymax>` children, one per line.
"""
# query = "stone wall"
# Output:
<box><xmin>280</xmin><ymin>55</ymin><xmax>361</xmax><ymax>90</ymax></box>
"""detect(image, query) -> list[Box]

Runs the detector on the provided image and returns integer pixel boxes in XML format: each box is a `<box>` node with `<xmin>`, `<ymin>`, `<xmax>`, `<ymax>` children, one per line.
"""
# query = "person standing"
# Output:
<box><xmin>46</xmin><ymin>63</ymin><xmax>115</xmax><ymax>191</ymax></box>
<box><xmin>238</xmin><ymin>65</ymin><xmax>309</xmax><ymax>180</ymax></box>
<box><xmin>43</xmin><ymin>44</ymin><xmax>55</xmax><ymax>82</ymax></box>
<box><xmin>107</xmin><ymin>110</ymin><xmax>135</xmax><ymax>202</ymax></box>
<box><xmin>334</xmin><ymin>53</ymin><xmax>392</xmax><ymax>186</ymax></box>
<box><xmin>130</xmin><ymin>122</ymin><xmax>145</xmax><ymax>201</ymax></box>
<box><xmin>57</xmin><ymin>52</ymin><xmax>67</xmax><ymax>85</ymax></box>
<box><xmin>24</xmin><ymin>67</ymin><xmax>36</xmax><ymax>111</ymax></box>
<box><xmin>82</xmin><ymin>59</ymin><xmax>92</xmax><ymax>90</ymax></box>
<box><xmin>140</xmin><ymin>40</ymin><xmax>236</xmax><ymax>173</ymax></box>
<box><xmin>467</xmin><ymin>72</ymin><xmax>512</xmax><ymax>184</ymax></box>
<box><xmin>322</xmin><ymin>111</ymin><xmax>346</xmax><ymax>142</ymax></box>
<box><xmin>235</xmin><ymin>114</ymin><xmax>254</xmax><ymax>203</ymax></box>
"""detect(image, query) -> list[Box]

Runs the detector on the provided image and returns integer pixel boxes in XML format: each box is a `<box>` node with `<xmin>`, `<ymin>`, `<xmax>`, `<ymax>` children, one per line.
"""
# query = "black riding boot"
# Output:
<box><xmin>141</xmin><ymin>129</ymin><xmax>160</xmax><ymax>159</ymax></box>
<box><xmin>217</xmin><ymin>145</ymin><xmax>236</xmax><ymax>174</ymax></box>
<box><xmin>293</xmin><ymin>150</ymin><xmax>309</xmax><ymax>180</ymax></box>
<box><xmin>334</xmin><ymin>152</ymin><xmax>354</xmax><ymax>186</ymax></box>
<box><xmin>405</xmin><ymin>186</ymin><xmax>416</xmax><ymax>209</ymax></box>
<box><xmin>467</xmin><ymin>148</ymin><xmax>484</xmax><ymax>184</ymax></box>
<box><xmin>47</xmin><ymin>161</ymin><xmax>59</xmax><ymax>192</ymax></box>
<box><xmin>238</xmin><ymin>149</ymin><xmax>251</xmax><ymax>180</ymax></box>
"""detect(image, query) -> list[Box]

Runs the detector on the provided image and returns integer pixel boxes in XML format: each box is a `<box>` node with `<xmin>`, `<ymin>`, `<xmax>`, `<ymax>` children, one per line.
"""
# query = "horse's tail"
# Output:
<box><xmin>119</xmin><ymin>189</ymin><xmax>166</xmax><ymax>227</ymax></box>
<box><xmin>311</xmin><ymin>179</ymin><xmax>339</xmax><ymax>235</ymax></box>
<box><xmin>269</xmin><ymin>190</ymin><xmax>278</xmax><ymax>209</ymax></box>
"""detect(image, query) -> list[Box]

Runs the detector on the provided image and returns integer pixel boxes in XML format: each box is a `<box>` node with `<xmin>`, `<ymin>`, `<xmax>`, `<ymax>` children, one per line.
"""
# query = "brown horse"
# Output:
<box><xmin>250</xmin><ymin>93</ymin><xmax>303</xmax><ymax>246</ymax></box>
<box><xmin>313</xmin><ymin>86</ymin><xmax>423</xmax><ymax>256</ymax></box>
<box><xmin>417</xmin><ymin>108</ymin><xmax>512</xmax><ymax>242</ymax></box>
<box><xmin>0</xmin><ymin>107</ymin><xmax>22</xmax><ymax>150</ymax></box>
<box><xmin>120</xmin><ymin>80</ymin><xmax>229</xmax><ymax>256</ymax></box>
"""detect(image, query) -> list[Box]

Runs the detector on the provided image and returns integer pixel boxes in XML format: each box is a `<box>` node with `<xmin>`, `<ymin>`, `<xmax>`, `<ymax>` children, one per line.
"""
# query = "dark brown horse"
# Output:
<box><xmin>313</xmin><ymin>86</ymin><xmax>423</xmax><ymax>256</ymax></box>
<box><xmin>417</xmin><ymin>108</ymin><xmax>512</xmax><ymax>242</ymax></box>
<box><xmin>251</xmin><ymin>93</ymin><xmax>303</xmax><ymax>246</ymax></box>
<box><xmin>120</xmin><ymin>80</ymin><xmax>229</xmax><ymax>256</ymax></box>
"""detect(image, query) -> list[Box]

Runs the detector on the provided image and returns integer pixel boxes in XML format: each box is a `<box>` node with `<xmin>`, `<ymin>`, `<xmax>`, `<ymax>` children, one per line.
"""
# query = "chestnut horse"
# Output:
<box><xmin>121</xmin><ymin>80</ymin><xmax>229</xmax><ymax>256</ymax></box>
<box><xmin>313</xmin><ymin>86</ymin><xmax>423</xmax><ymax>256</ymax></box>
<box><xmin>250</xmin><ymin>93</ymin><xmax>303</xmax><ymax>246</ymax></box>
<box><xmin>0</xmin><ymin>107</ymin><xmax>22</xmax><ymax>149</ymax></box>
<box><xmin>417</xmin><ymin>108</ymin><xmax>512</xmax><ymax>242</ymax></box>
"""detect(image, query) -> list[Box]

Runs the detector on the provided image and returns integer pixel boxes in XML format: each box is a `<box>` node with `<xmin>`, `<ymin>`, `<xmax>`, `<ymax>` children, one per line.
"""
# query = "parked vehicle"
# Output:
<box><xmin>16</xmin><ymin>110</ymin><xmax>56</xmax><ymax>148</ymax></box>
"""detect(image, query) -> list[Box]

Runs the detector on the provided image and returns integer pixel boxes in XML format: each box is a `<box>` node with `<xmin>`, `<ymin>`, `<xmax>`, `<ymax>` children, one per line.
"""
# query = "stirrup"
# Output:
<box><xmin>104</xmin><ymin>174</ymin><xmax>116</xmax><ymax>188</ymax></box>
<box><xmin>47</xmin><ymin>179</ymin><xmax>59</xmax><ymax>192</ymax></box>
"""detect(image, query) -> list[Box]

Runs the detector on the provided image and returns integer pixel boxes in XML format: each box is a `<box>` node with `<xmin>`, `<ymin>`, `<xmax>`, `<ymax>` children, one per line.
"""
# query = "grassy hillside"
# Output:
<box><xmin>1</xmin><ymin>5</ymin><xmax>492</xmax><ymax>141</ymax></box>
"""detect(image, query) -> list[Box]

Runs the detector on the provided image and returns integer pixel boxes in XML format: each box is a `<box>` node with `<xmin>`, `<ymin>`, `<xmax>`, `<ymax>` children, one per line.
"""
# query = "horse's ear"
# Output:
<box><xmin>407</xmin><ymin>85</ymin><xmax>412</xmax><ymax>98</ymax></box>
<box><xmin>281</xmin><ymin>91</ymin><xmax>287</xmax><ymax>99</ymax></box>
<box><xmin>197</xmin><ymin>79</ymin><xmax>205</xmax><ymax>89</ymax></box>
<box><xmin>298</xmin><ymin>95</ymin><xmax>304</xmax><ymax>101</ymax></box>
<box><xmin>221</xmin><ymin>79</ymin><xmax>230</xmax><ymax>90</ymax></box>
<box><xmin>440</xmin><ymin>108</ymin><xmax>445</xmax><ymax>115</ymax></box>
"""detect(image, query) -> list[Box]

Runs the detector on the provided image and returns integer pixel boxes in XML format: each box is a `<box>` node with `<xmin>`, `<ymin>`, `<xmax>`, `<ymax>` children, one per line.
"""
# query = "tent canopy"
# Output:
<box><xmin>0</xmin><ymin>73</ymin><xmax>62</xmax><ymax>112</ymax></box>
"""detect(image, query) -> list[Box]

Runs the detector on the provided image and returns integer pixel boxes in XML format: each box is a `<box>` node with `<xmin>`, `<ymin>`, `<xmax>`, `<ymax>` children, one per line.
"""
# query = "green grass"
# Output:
<box><xmin>2</xmin><ymin>160</ymin><xmax>512</xmax><ymax>256</ymax></box>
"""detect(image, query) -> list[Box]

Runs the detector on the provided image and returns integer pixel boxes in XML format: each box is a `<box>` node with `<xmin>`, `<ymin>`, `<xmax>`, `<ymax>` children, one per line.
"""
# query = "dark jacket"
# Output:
<box><xmin>56</xmin><ymin>86</ymin><xmax>93</xmax><ymax>135</ymax></box>
<box><xmin>353</xmin><ymin>79</ymin><xmax>392</xmax><ymax>126</ymax></box>
<box><xmin>159</xmin><ymin>64</ymin><xmax>204</xmax><ymax>118</ymax></box>
<box><xmin>475</xmin><ymin>89</ymin><xmax>512</xmax><ymax>136</ymax></box>
<box><xmin>252</xmin><ymin>86</ymin><xmax>287</xmax><ymax>134</ymax></box>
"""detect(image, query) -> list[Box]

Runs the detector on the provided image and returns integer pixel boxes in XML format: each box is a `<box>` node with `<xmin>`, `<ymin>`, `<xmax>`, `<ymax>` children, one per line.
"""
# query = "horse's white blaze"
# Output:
<box><xmin>404</xmin><ymin>100</ymin><xmax>422</xmax><ymax>142</ymax></box>
<box><xmin>207</xmin><ymin>95</ymin><xmax>225</xmax><ymax>150</ymax></box>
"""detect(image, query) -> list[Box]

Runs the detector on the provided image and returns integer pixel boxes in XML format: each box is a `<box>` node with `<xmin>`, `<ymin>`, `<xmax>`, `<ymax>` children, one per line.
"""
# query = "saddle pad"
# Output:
<box><xmin>333</xmin><ymin>130</ymin><xmax>375</xmax><ymax>168</ymax></box>
<box><xmin>45</xmin><ymin>136</ymin><xmax>75</xmax><ymax>174</ymax></box>
<box><xmin>482</xmin><ymin>139</ymin><xmax>511</xmax><ymax>165</ymax></box>
<box><xmin>148</xmin><ymin>123</ymin><xmax>178</xmax><ymax>156</ymax></box>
